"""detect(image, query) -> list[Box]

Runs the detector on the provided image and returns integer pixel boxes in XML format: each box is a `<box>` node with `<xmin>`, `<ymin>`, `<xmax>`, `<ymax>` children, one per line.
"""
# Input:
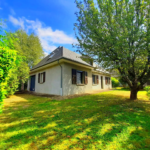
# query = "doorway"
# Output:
<box><xmin>30</xmin><ymin>75</ymin><xmax>36</xmax><ymax>91</ymax></box>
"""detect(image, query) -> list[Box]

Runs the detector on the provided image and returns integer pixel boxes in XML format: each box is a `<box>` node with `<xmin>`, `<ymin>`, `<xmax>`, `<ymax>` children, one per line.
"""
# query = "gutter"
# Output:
<box><xmin>58</xmin><ymin>60</ymin><xmax>63</xmax><ymax>96</ymax></box>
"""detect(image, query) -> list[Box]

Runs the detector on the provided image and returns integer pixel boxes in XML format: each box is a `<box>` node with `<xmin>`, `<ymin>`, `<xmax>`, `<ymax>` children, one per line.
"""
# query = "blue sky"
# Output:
<box><xmin>0</xmin><ymin>0</ymin><xmax>78</xmax><ymax>55</ymax></box>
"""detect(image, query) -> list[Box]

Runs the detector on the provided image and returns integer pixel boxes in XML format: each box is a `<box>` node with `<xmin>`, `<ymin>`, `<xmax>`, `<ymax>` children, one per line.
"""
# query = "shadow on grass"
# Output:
<box><xmin>1</xmin><ymin>93</ymin><xmax>150</xmax><ymax>149</ymax></box>
<box><xmin>113</xmin><ymin>87</ymin><xmax>146</xmax><ymax>92</ymax></box>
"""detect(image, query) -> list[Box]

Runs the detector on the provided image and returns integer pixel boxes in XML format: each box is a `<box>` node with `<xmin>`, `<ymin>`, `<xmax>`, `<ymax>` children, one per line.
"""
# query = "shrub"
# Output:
<box><xmin>144</xmin><ymin>86</ymin><xmax>150</xmax><ymax>100</ymax></box>
<box><xmin>0</xmin><ymin>49</ymin><xmax>21</xmax><ymax>113</ymax></box>
<box><xmin>111</xmin><ymin>77</ymin><xmax>120</xmax><ymax>88</ymax></box>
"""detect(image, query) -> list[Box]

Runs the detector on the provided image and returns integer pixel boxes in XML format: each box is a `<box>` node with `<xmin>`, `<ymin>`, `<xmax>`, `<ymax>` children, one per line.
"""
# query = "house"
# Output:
<box><xmin>27</xmin><ymin>46</ymin><xmax>112</xmax><ymax>96</ymax></box>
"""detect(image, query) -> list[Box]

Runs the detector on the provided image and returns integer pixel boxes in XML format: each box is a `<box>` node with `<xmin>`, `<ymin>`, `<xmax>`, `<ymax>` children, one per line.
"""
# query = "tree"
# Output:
<box><xmin>111</xmin><ymin>77</ymin><xmax>120</xmax><ymax>88</ymax></box>
<box><xmin>6</xmin><ymin>30</ymin><xmax>44</xmax><ymax>91</ymax></box>
<box><xmin>0</xmin><ymin>49</ymin><xmax>21</xmax><ymax>113</ymax></box>
<box><xmin>74</xmin><ymin>0</ymin><xmax>150</xmax><ymax>100</ymax></box>
<box><xmin>8</xmin><ymin>30</ymin><xmax>44</xmax><ymax>68</ymax></box>
<box><xmin>0</xmin><ymin>23</ymin><xmax>21</xmax><ymax>112</ymax></box>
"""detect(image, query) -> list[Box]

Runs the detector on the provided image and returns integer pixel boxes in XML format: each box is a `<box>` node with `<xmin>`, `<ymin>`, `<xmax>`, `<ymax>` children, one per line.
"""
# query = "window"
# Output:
<box><xmin>47</xmin><ymin>52</ymin><xmax>55</xmax><ymax>61</ymax></box>
<box><xmin>72</xmin><ymin>69</ymin><xmax>88</xmax><ymax>85</ymax></box>
<box><xmin>92</xmin><ymin>75</ymin><xmax>99</xmax><ymax>84</ymax></box>
<box><xmin>92</xmin><ymin>75</ymin><xmax>96</xmax><ymax>84</ymax></box>
<box><xmin>105</xmin><ymin>77</ymin><xmax>110</xmax><ymax>85</ymax></box>
<box><xmin>76</xmin><ymin>70</ymin><xmax>84</xmax><ymax>84</ymax></box>
<box><xmin>38</xmin><ymin>72</ymin><xmax>46</xmax><ymax>83</ymax></box>
<box><xmin>40</xmin><ymin>73</ymin><xmax>43</xmax><ymax>83</ymax></box>
<box><xmin>49</xmin><ymin>53</ymin><xmax>55</xmax><ymax>58</ymax></box>
<box><xmin>77</xmin><ymin>71</ymin><xmax>82</xmax><ymax>84</ymax></box>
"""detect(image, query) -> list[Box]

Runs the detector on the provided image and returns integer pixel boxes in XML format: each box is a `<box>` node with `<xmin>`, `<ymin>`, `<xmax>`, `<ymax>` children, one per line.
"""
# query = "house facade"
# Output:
<box><xmin>27</xmin><ymin>46</ymin><xmax>112</xmax><ymax>96</ymax></box>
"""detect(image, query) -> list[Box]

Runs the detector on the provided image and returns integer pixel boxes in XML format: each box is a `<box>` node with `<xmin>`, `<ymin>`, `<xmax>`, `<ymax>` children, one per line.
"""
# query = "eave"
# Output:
<box><xmin>92</xmin><ymin>70</ymin><xmax>111</xmax><ymax>76</ymax></box>
<box><xmin>30</xmin><ymin>58</ymin><xmax>93</xmax><ymax>74</ymax></box>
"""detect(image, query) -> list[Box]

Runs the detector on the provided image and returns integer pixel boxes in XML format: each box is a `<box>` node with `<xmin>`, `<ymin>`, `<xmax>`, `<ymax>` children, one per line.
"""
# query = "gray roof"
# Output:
<box><xmin>31</xmin><ymin>46</ymin><xmax>92</xmax><ymax>70</ymax></box>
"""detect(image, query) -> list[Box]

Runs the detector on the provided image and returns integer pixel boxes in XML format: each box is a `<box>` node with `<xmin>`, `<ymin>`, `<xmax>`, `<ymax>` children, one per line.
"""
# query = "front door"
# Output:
<box><xmin>30</xmin><ymin>75</ymin><xmax>36</xmax><ymax>91</ymax></box>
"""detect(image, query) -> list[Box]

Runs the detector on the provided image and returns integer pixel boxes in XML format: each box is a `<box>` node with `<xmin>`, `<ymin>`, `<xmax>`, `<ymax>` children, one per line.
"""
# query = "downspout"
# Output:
<box><xmin>58</xmin><ymin>60</ymin><xmax>63</xmax><ymax>96</ymax></box>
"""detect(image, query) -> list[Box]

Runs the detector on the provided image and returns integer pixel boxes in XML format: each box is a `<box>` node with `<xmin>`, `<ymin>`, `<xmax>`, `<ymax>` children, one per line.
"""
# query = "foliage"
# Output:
<box><xmin>5</xmin><ymin>30</ymin><xmax>44</xmax><ymax>93</ymax></box>
<box><xmin>0</xmin><ymin>22</ymin><xmax>22</xmax><ymax>112</ymax></box>
<box><xmin>0</xmin><ymin>90</ymin><xmax>149</xmax><ymax>149</ymax></box>
<box><xmin>119</xmin><ymin>77</ymin><xmax>128</xmax><ymax>88</ymax></box>
<box><xmin>7</xmin><ymin>30</ymin><xmax>44</xmax><ymax>69</ymax></box>
<box><xmin>144</xmin><ymin>86</ymin><xmax>150</xmax><ymax>100</ymax></box>
<box><xmin>0</xmin><ymin>49</ymin><xmax>20</xmax><ymax>113</ymax></box>
<box><xmin>74</xmin><ymin>0</ymin><xmax>150</xmax><ymax>100</ymax></box>
<box><xmin>111</xmin><ymin>77</ymin><xmax>120</xmax><ymax>88</ymax></box>
<box><xmin>5</xmin><ymin>62</ymin><xmax>29</xmax><ymax>97</ymax></box>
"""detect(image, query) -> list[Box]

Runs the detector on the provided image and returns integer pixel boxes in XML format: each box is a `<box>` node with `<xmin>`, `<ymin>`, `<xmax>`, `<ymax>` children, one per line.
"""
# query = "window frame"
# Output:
<box><xmin>105</xmin><ymin>77</ymin><xmax>110</xmax><ymax>85</ymax></box>
<box><xmin>72</xmin><ymin>69</ymin><xmax>88</xmax><ymax>85</ymax></box>
<box><xmin>38</xmin><ymin>72</ymin><xmax>45</xmax><ymax>84</ymax></box>
<box><xmin>76</xmin><ymin>70</ymin><xmax>85</xmax><ymax>85</ymax></box>
<box><xmin>92</xmin><ymin>75</ymin><xmax>99</xmax><ymax>85</ymax></box>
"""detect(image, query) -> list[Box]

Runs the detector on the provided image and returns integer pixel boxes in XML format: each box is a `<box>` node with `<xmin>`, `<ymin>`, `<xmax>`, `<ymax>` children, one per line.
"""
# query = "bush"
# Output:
<box><xmin>111</xmin><ymin>77</ymin><xmax>120</xmax><ymax>88</ymax></box>
<box><xmin>144</xmin><ymin>86</ymin><xmax>150</xmax><ymax>100</ymax></box>
<box><xmin>119</xmin><ymin>78</ymin><xmax>128</xmax><ymax>88</ymax></box>
<box><xmin>0</xmin><ymin>49</ymin><xmax>21</xmax><ymax>113</ymax></box>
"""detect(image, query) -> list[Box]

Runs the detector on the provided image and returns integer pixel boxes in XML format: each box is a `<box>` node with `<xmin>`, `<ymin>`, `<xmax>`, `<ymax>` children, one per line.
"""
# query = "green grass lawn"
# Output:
<box><xmin>0</xmin><ymin>90</ymin><xmax>150</xmax><ymax>150</ymax></box>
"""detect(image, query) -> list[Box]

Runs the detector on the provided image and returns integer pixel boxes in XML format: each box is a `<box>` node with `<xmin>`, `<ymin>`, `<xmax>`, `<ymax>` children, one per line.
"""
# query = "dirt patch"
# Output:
<box><xmin>50</xmin><ymin>90</ymin><xmax>111</xmax><ymax>100</ymax></box>
<box><xmin>50</xmin><ymin>93</ymin><xmax>91</xmax><ymax>100</ymax></box>
<box><xmin>22</xmin><ymin>105</ymin><xmax>30</xmax><ymax>109</ymax></box>
<box><xmin>15</xmin><ymin>90</ymin><xmax>111</xmax><ymax>100</ymax></box>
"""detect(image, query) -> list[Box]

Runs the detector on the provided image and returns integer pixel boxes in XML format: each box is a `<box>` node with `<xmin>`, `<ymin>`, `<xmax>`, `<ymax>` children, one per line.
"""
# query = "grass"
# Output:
<box><xmin>0</xmin><ymin>90</ymin><xmax>150</xmax><ymax>150</ymax></box>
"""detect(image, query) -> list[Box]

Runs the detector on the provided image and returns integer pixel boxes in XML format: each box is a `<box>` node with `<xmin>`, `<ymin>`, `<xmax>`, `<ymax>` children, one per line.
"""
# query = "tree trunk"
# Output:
<box><xmin>21</xmin><ymin>82</ymin><xmax>24</xmax><ymax>91</ymax></box>
<box><xmin>130</xmin><ymin>88</ymin><xmax>138</xmax><ymax>100</ymax></box>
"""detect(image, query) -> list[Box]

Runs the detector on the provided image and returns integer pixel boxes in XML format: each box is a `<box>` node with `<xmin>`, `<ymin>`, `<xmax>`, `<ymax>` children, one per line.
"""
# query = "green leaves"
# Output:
<box><xmin>111</xmin><ymin>77</ymin><xmax>120</xmax><ymax>88</ymax></box>
<box><xmin>0</xmin><ymin>23</ymin><xmax>23</xmax><ymax>113</ymax></box>
<box><xmin>5</xmin><ymin>29</ymin><xmax>44</xmax><ymax>96</ymax></box>
<box><xmin>74</xmin><ymin>0</ymin><xmax>150</xmax><ymax>99</ymax></box>
<box><xmin>7</xmin><ymin>30</ymin><xmax>44</xmax><ymax>69</ymax></box>
<box><xmin>144</xmin><ymin>86</ymin><xmax>150</xmax><ymax>100</ymax></box>
<box><xmin>0</xmin><ymin>48</ymin><xmax>20</xmax><ymax>113</ymax></box>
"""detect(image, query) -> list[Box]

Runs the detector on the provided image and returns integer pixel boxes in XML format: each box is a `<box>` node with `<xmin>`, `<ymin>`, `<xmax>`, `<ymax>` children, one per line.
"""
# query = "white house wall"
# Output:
<box><xmin>103</xmin><ymin>76</ymin><xmax>112</xmax><ymax>89</ymax></box>
<box><xmin>92</xmin><ymin>74</ymin><xmax>102</xmax><ymax>90</ymax></box>
<box><xmin>91</xmin><ymin>74</ymin><xmax>112</xmax><ymax>90</ymax></box>
<box><xmin>28</xmin><ymin>63</ymin><xmax>112</xmax><ymax>96</ymax></box>
<box><xmin>62</xmin><ymin>63</ymin><xmax>92</xmax><ymax>96</ymax></box>
<box><xmin>29</xmin><ymin>65</ymin><xmax>61</xmax><ymax>95</ymax></box>
<box><xmin>62</xmin><ymin>63</ymin><xmax>112</xmax><ymax>96</ymax></box>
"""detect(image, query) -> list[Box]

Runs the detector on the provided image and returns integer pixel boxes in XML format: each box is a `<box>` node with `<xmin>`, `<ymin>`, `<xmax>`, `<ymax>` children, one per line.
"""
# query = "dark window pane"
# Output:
<box><xmin>92</xmin><ymin>75</ymin><xmax>95</xmax><ymax>84</ymax></box>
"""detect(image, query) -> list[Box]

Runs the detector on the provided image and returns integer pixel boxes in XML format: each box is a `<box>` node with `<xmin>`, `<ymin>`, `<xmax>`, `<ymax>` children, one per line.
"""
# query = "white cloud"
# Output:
<box><xmin>9</xmin><ymin>15</ymin><xmax>77</xmax><ymax>54</ymax></box>
<box><xmin>44</xmin><ymin>52</ymin><xmax>49</xmax><ymax>57</ymax></box>
<box><xmin>9</xmin><ymin>16</ymin><xmax>24</xmax><ymax>29</ymax></box>
<box><xmin>37</xmin><ymin>27</ymin><xmax>76</xmax><ymax>44</ymax></box>
<box><xmin>40</xmin><ymin>38</ymin><xmax>57</xmax><ymax>52</ymax></box>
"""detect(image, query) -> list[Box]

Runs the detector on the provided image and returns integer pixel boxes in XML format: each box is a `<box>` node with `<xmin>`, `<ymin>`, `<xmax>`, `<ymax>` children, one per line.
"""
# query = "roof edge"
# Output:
<box><xmin>30</xmin><ymin>57</ymin><xmax>94</xmax><ymax>72</ymax></box>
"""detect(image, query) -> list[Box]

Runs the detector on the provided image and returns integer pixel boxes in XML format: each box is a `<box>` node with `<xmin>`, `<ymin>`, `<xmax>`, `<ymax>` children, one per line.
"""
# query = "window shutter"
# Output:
<box><xmin>38</xmin><ymin>73</ymin><xmax>40</xmax><ymax>83</ymax></box>
<box><xmin>85</xmin><ymin>71</ymin><xmax>88</xmax><ymax>84</ymax></box>
<box><xmin>97</xmin><ymin>75</ymin><xmax>99</xmax><ymax>84</ymax></box>
<box><xmin>72</xmin><ymin>69</ymin><xmax>77</xmax><ymax>84</ymax></box>
<box><xmin>43</xmin><ymin>72</ymin><xmax>45</xmax><ymax>83</ymax></box>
